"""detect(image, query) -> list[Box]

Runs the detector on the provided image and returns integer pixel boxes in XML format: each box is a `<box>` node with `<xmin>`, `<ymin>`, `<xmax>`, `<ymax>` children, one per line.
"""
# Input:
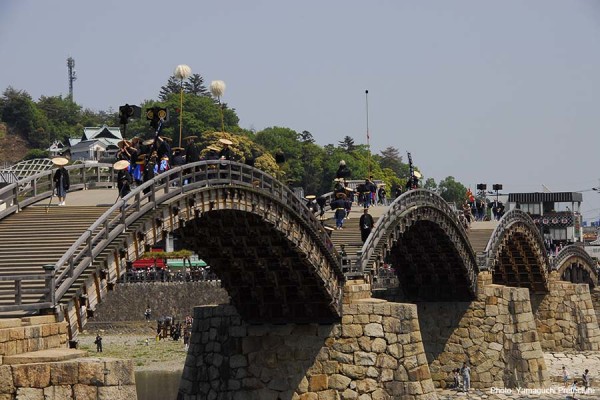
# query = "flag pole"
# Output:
<box><xmin>365</xmin><ymin>89</ymin><xmax>371</xmax><ymax>178</ymax></box>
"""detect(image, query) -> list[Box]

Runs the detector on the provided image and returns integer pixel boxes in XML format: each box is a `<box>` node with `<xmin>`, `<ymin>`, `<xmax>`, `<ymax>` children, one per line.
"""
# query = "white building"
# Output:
<box><xmin>69</xmin><ymin>126</ymin><xmax>123</xmax><ymax>161</ymax></box>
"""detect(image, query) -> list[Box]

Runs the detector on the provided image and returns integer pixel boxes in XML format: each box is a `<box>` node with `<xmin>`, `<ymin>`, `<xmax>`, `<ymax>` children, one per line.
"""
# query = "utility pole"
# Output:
<box><xmin>67</xmin><ymin>57</ymin><xmax>77</xmax><ymax>101</ymax></box>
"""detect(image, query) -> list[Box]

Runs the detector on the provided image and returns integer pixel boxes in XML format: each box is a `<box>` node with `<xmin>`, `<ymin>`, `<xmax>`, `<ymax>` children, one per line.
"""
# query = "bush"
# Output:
<box><xmin>22</xmin><ymin>149</ymin><xmax>49</xmax><ymax>161</ymax></box>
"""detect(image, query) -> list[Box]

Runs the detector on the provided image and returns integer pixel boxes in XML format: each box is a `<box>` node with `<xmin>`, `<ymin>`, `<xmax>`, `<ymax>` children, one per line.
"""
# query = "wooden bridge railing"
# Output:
<box><xmin>0</xmin><ymin>160</ymin><xmax>339</xmax><ymax>314</ymax></box>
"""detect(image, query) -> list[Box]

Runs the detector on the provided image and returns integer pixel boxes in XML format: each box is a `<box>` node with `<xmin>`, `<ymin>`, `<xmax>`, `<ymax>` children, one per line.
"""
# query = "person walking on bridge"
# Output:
<box><xmin>359</xmin><ymin>208</ymin><xmax>375</xmax><ymax>243</ymax></box>
<box><xmin>53</xmin><ymin>163</ymin><xmax>70</xmax><ymax>206</ymax></box>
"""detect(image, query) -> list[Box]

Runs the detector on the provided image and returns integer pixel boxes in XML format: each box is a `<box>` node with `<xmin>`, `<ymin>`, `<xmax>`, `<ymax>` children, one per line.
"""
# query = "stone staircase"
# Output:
<box><xmin>0</xmin><ymin>206</ymin><xmax>110</xmax><ymax>309</ymax></box>
<box><xmin>324</xmin><ymin>206</ymin><xmax>387</xmax><ymax>275</ymax></box>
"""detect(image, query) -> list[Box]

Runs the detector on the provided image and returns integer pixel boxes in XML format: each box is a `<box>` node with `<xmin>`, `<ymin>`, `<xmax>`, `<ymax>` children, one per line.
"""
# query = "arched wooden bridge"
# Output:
<box><xmin>0</xmin><ymin>163</ymin><xmax>596</xmax><ymax>339</ymax></box>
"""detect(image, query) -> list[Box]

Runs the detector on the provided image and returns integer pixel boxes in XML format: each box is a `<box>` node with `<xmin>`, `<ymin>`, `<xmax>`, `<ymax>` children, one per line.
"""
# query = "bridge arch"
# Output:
<box><xmin>360</xmin><ymin>189</ymin><xmax>478</xmax><ymax>301</ymax></box>
<box><xmin>485</xmin><ymin>209</ymin><xmax>550</xmax><ymax>293</ymax></box>
<box><xmin>553</xmin><ymin>245</ymin><xmax>597</xmax><ymax>287</ymax></box>
<box><xmin>155</xmin><ymin>185</ymin><xmax>344</xmax><ymax>323</ymax></box>
<box><xmin>0</xmin><ymin>161</ymin><xmax>344</xmax><ymax>337</ymax></box>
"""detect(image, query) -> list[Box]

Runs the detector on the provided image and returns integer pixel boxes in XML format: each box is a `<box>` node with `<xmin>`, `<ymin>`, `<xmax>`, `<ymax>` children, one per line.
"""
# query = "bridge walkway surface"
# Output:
<box><xmin>467</xmin><ymin>220</ymin><xmax>499</xmax><ymax>253</ymax></box>
<box><xmin>323</xmin><ymin>205</ymin><xmax>388</xmax><ymax>274</ymax></box>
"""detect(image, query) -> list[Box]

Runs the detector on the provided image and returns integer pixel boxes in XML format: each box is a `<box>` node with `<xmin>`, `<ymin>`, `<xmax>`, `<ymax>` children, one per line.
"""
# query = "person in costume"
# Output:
<box><xmin>53</xmin><ymin>164</ymin><xmax>70</xmax><ymax>206</ymax></box>
<box><xmin>184</xmin><ymin>136</ymin><xmax>200</xmax><ymax>164</ymax></box>
<box><xmin>359</xmin><ymin>208</ymin><xmax>375</xmax><ymax>243</ymax></box>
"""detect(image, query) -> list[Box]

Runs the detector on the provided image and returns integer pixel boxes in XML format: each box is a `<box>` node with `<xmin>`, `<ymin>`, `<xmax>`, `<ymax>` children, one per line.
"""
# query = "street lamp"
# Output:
<box><xmin>492</xmin><ymin>184</ymin><xmax>502</xmax><ymax>203</ymax></box>
<box><xmin>174</xmin><ymin>64</ymin><xmax>192</xmax><ymax>147</ymax></box>
<box><xmin>210</xmin><ymin>80</ymin><xmax>226</xmax><ymax>133</ymax></box>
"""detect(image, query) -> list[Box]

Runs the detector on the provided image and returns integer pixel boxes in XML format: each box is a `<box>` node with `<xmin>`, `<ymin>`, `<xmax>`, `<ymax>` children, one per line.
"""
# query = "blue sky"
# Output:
<box><xmin>2</xmin><ymin>1</ymin><xmax>600</xmax><ymax>221</ymax></box>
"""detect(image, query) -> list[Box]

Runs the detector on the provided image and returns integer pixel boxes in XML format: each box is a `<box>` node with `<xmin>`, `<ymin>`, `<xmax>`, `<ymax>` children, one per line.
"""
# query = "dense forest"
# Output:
<box><xmin>0</xmin><ymin>73</ymin><xmax>469</xmax><ymax>203</ymax></box>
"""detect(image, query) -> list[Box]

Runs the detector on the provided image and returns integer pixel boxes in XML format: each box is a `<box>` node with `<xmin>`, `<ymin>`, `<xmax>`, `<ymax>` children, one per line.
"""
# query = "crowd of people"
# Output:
<box><xmin>121</xmin><ymin>265</ymin><xmax>218</xmax><ymax>283</ymax></box>
<box><xmin>155</xmin><ymin>315</ymin><xmax>193</xmax><ymax>348</ymax></box>
<box><xmin>112</xmin><ymin>135</ymin><xmax>234</xmax><ymax>198</ymax></box>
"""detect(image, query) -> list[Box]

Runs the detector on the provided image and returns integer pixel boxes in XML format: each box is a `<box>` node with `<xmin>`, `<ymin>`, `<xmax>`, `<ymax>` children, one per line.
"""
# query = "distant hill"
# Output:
<box><xmin>0</xmin><ymin>128</ymin><xmax>30</xmax><ymax>164</ymax></box>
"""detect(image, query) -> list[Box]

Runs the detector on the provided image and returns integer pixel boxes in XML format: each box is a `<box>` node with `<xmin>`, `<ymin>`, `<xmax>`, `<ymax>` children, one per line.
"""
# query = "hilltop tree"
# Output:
<box><xmin>338</xmin><ymin>136</ymin><xmax>356</xmax><ymax>152</ymax></box>
<box><xmin>438</xmin><ymin>176</ymin><xmax>467</xmax><ymax>205</ymax></box>
<box><xmin>183</xmin><ymin>74</ymin><xmax>209</xmax><ymax>97</ymax></box>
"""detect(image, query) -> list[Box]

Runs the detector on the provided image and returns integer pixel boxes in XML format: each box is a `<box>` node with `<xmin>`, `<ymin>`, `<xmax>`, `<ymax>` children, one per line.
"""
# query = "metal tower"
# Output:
<box><xmin>67</xmin><ymin>57</ymin><xmax>77</xmax><ymax>101</ymax></box>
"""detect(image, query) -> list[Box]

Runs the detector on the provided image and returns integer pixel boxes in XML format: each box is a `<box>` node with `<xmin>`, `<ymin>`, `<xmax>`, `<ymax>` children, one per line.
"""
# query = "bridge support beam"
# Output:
<box><xmin>179</xmin><ymin>291</ymin><xmax>437</xmax><ymax>399</ymax></box>
<box><xmin>415</xmin><ymin>272</ymin><xmax>549</xmax><ymax>389</ymax></box>
<box><xmin>533</xmin><ymin>271</ymin><xmax>600</xmax><ymax>351</ymax></box>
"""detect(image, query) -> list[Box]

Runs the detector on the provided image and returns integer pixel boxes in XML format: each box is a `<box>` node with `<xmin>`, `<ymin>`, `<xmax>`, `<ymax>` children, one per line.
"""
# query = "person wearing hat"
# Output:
<box><xmin>52</xmin><ymin>160</ymin><xmax>70</xmax><ymax>206</ymax></box>
<box><xmin>336</xmin><ymin>160</ymin><xmax>351</xmax><ymax>180</ymax></box>
<box><xmin>359</xmin><ymin>208</ymin><xmax>375</xmax><ymax>243</ymax></box>
<box><xmin>218</xmin><ymin>139</ymin><xmax>232</xmax><ymax>161</ymax></box>
<box><xmin>115</xmin><ymin>161</ymin><xmax>133</xmax><ymax>198</ymax></box>
<box><xmin>171</xmin><ymin>147</ymin><xmax>185</xmax><ymax>167</ymax></box>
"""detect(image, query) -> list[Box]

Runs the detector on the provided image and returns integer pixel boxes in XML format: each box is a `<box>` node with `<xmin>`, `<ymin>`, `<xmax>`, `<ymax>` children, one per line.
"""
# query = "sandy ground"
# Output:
<box><xmin>79</xmin><ymin>322</ymin><xmax>187</xmax><ymax>373</ymax></box>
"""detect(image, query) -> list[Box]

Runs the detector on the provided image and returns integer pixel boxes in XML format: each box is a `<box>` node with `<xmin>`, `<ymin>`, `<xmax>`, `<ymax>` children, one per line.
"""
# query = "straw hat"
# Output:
<box><xmin>219</xmin><ymin>138</ymin><xmax>233</xmax><ymax>145</ymax></box>
<box><xmin>305</xmin><ymin>195</ymin><xmax>316</xmax><ymax>200</ymax></box>
<box><xmin>131</xmin><ymin>137</ymin><xmax>141</xmax><ymax>144</ymax></box>
<box><xmin>185</xmin><ymin>135</ymin><xmax>198</xmax><ymax>141</ymax></box>
<box><xmin>113</xmin><ymin>160</ymin><xmax>130</xmax><ymax>171</ymax></box>
<box><xmin>51</xmin><ymin>157</ymin><xmax>69</xmax><ymax>166</ymax></box>
<box><xmin>206</xmin><ymin>145</ymin><xmax>220</xmax><ymax>152</ymax></box>
<box><xmin>142</xmin><ymin>139</ymin><xmax>154</xmax><ymax>146</ymax></box>
<box><xmin>172</xmin><ymin>147</ymin><xmax>184</xmax><ymax>152</ymax></box>
<box><xmin>335</xmin><ymin>192</ymin><xmax>347</xmax><ymax>199</ymax></box>
<box><xmin>117</xmin><ymin>139</ymin><xmax>131</xmax><ymax>148</ymax></box>
<box><xmin>413</xmin><ymin>171</ymin><xmax>422</xmax><ymax>179</ymax></box>
<box><xmin>161</xmin><ymin>136</ymin><xmax>173</xmax><ymax>142</ymax></box>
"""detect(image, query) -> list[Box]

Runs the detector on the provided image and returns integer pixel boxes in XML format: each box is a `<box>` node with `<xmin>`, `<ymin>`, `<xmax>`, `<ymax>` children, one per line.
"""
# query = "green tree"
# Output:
<box><xmin>0</xmin><ymin>87</ymin><xmax>36</xmax><ymax>137</ymax></box>
<box><xmin>438</xmin><ymin>176</ymin><xmax>467</xmax><ymax>204</ymax></box>
<box><xmin>183</xmin><ymin>74</ymin><xmax>209</xmax><ymax>97</ymax></box>
<box><xmin>338</xmin><ymin>136</ymin><xmax>356</xmax><ymax>152</ymax></box>
<box><xmin>254</xmin><ymin>126</ymin><xmax>303</xmax><ymax>183</ymax></box>
<box><xmin>159</xmin><ymin>76</ymin><xmax>181</xmax><ymax>101</ymax></box>
<box><xmin>423</xmin><ymin>177</ymin><xmax>437</xmax><ymax>191</ymax></box>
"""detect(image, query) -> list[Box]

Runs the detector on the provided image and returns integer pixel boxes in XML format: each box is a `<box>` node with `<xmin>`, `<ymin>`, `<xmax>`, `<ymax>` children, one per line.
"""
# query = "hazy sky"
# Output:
<box><xmin>2</xmin><ymin>1</ymin><xmax>600</xmax><ymax>221</ymax></box>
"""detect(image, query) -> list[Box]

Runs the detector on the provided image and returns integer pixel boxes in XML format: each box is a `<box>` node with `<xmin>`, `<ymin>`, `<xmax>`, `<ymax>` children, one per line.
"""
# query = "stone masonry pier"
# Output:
<box><xmin>417</xmin><ymin>273</ymin><xmax>549</xmax><ymax>389</ymax></box>
<box><xmin>179</xmin><ymin>281</ymin><xmax>437</xmax><ymax>400</ymax></box>
<box><xmin>375</xmin><ymin>272</ymin><xmax>551</xmax><ymax>390</ymax></box>
<box><xmin>532</xmin><ymin>271</ymin><xmax>600</xmax><ymax>351</ymax></box>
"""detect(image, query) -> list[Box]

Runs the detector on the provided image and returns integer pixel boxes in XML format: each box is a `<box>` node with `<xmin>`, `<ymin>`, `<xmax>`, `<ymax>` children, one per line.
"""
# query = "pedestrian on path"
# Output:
<box><xmin>460</xmin><ymin>362</ymin><xmax>471</xmax><ymax>393</ymax></box>
<box><xmin>582</xmin><ymin>369</ymin><xmax>590</xmax><ymax>391</ymax></box>
<box><xmin>563</xmin><ymin>366</ymin><xmax>569</xmax><ymax>387</ymax></box>
<box><xmin>53</xmin><ymin>163</ymin><xmax>70</xmax><ymax>206</ymax></box>
<box><xmin>94</xmin><ymin>334</ymin><xmax>103</xmax><ymax>352</ymax></box>
<box><xmin>359</xmin><ymin>208</ymin><xmax>375</xmax><ymax>243</ymax></box>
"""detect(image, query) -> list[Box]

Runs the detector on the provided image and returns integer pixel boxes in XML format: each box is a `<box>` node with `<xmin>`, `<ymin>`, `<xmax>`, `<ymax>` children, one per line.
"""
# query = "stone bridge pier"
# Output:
<box><xmin>402</xmin><ymin>273</ymin><xmax>550</xmax><ymax>390</ymax></box>
<box><xmin>178</xmin><ymin>280</ymin><xmax>438</xmax><ymax>400</ymax></box>
<box><xmin>532</xmin><ymin>271</ymin><xmax>600</xmax><ymax>351</ymax></box>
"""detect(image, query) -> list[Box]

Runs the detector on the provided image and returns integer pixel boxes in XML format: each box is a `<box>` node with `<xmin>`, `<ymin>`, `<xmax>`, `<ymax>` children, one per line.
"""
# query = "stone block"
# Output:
<box><xmin>363</xmin><ymin>324</ymin><xmax>384</xmax><ymax>338</ymax></box>
<box><xmin>50</xmin><ymin>361</ymin><xmax>79</xmax><ymax>385</ymax></box>
<box><xmin>98</xmin><ymin>385</ymin><xmax>137</xmax><ymax>400</ymax></box>
<box><xmin>0</xmin><ymin>319</ymin><xmax>21</xmax><ymax>329</ymax></box>
<box><xmin>308</xmin><ymin>375</ymin><xmax>327</xmax><ymax>392</ymax></box>
<box><xmin>0</xmin><ymin>365</ymin><xmax>15</xmax><ymax>394</ymax></box>
<box><xmin>77</xmin><ymin>360</ymin><xmax>105</xmax><ymax>386</ymax></box>
<box><xmin>104</xmin><ymin>359</ymin><xmax>135</xmax><ymax>386</ymax></box>
<box><xmin>15</xmin><ymin>387</ymin><xmax>43</xmax><ymax>400</ymax></box>
<box><xmin>12</xmin><ymin>363</ymin><xmax>51</xmax><ymax>388</ymax></box>
<box><xmin>43</xmin><ymin>385</ymin><xmax>73</xmax><ymax>400</ymax></box>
